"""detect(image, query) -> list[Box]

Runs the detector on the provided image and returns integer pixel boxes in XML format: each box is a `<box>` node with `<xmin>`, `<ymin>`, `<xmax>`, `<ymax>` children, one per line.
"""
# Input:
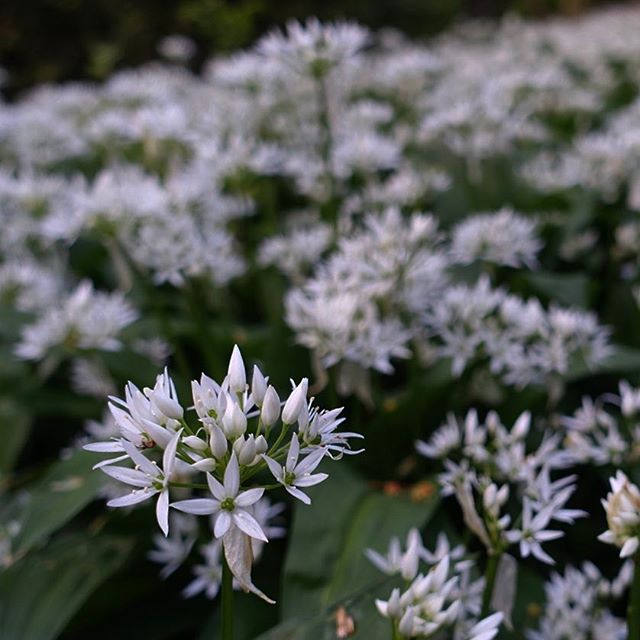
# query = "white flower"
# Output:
<box><xmin>261</xmin><ymin>386</ymin><xmax>281</xmax><ymax>427</ymax></box>
<box><xmin>281</xmin><ymin>378</ymin><xmax>309</xmax><ymax>425</ymax></box>
<box><xmin>102</xmin><ymin>429</ymin><xmax>182</xmax><ymax>536</ymax></box>
<box><xmin>506</xmin><ymin>498</ymin><xmax>563</xmax><ymax>565</ymax></box>
<box><xmin>598</xmin><ymin>470</ymin><xmax>640</xmax><ymax>558</ymax></box>
<box><xmin>467</xmin><ymin>612</ymin><xmax>503</xmax><ymax>640</ymax></box>
<box><xmin>171</xmin><ymin>453</ymin><xmax>267</xmax><ymax>541</ymax></box>
<box><xmin>227</xmin><ymin>344</ymin><xmax>247</xmax><ymax>394</ymax></box>
<box><xmin>263</xmin><ymin>434</ymin><xmax>327</xmax><ymax>504</ymax></box>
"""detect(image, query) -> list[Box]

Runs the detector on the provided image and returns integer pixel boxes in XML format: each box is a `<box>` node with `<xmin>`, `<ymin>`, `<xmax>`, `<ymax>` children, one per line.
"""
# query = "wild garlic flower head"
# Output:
<box><xmin>85</xmin><ymin>344</ymin><xmax>363</xmax><ymax>602</ymax></box>
<box><xmin>598</xmin><ymin>470</ymin><xmax>640</xmax><ymax>558</ymax></box>
<box><xmin>419</xmin><ymin>409</ymin><xmax>583</xmax><ymax>562</ymax></box>
<box><xmin>256</xmin><ymin>19</ymin><xmax>369</xmax><ymax>77</ymax></box>
<box><xmin>560</xmin><ymin>381</ymin><xmax>640</xmax><ymax>466</ymax></box>
<box><xmin>450</xmin><ymin>207</ymin><xmax>541</xmax><ymax>268</ymax></box>
<box><xmin>371</xmin><ymin>530</ymin><xmax>499</xmax><ymax>639</ymax></box>
<box><xmin>15</xmin><ymin>280</ymin><xmax>138</xmax><ymax>361</ymax></box>
<box><xmin>527</xmin><ymin>562</ymin><xmax>629</xmax><ymax>640</ymax></box>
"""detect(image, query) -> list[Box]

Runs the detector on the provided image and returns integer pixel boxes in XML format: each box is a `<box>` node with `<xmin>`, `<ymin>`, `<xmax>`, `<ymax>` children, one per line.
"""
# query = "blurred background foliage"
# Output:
<box><xmin>0</xmin><ymin>0</ymin><xmax>630</xmax><ymax>96</ymax></box>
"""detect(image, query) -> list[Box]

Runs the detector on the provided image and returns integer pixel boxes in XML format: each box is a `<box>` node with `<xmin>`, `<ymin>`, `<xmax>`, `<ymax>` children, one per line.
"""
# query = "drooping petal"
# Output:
<box><xmin>222</xmin><ymin>527</ymin><xmax>275</xmax><ymax>604</ymax></box>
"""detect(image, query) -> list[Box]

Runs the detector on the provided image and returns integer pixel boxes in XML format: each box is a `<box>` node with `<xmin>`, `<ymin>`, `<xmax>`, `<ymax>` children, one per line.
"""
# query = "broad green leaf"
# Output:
<box><xmin>526</xmin><ymin>271</ymin><xmax>590</xmax><ymax>308</ymax></box>
<box><xmin>0</xmin><ymin>533</ymin><xmax>131</xmax><ymax>640</ymax></box>
<box><xmin>568</xmin><ymin>344</ymin><xmax>640</xmax><ymax>381</ymax></box>
<box><xmin>9</xmin><ymin>449</ymin><xmax>104</xmax><ymax>561</ymax></box>
<box><xmin>280</xmin><ymin>463</ymin><xmax>439</xmax><ymax>633</ymax></box>
<box><xmin>0</xmin><ymin>398</ymin><xmax>32</xmax><ymax>473</ymax></box>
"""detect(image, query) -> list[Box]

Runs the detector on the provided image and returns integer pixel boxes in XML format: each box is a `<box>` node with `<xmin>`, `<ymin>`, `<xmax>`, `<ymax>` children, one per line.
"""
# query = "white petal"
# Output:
<box><xmin>294</xmin><ymin>472</ymin><xmax>328</xmax><ymax>488</ymax></box>
<box><xmin>101</xmin><ymin>466</ymin><xmax>151</xmax><ymax>488</ymax></box>
<box><xmin>156</xmin><ymin>490</ymin><xmax>170</xmax><ymax>536</ymax></box>
<box><xmin>207</xmin><ymin>473</ymin><xmax>226</xmax><ymax>501</ymax></box>
<box><xmin>108</xmin><ymin>490</ymin><xmax>157</xmax><ymax>508</ymax></box>
<box><xmin>171</xmin><ymin>498</ymin><xmax>219</xmax><ymax>515</ymax></box>
<box><xmin>233</xmin><ymin>510</ymin><xmax>268</xmax><ymax>542</ymax></box>
<box><xmin>235</xmin><ymin>488</ymin><xmax>265</xmax><ymax>507</ymax></box>
<box><xmin>215</xmin><ymin>511</ymin><xmax>232</xmax><ymax>538</ymax></box>
<box><xmin>163</xmin><ymin>428</ymin><xmax>183</xmax><ymax>478</ymax></box>
<box><xmin>224</xmin><ymin>453</ymin><xmax>240</xmax><ymax>497</ymax></box>
<box><xmin>121</xmin><ymin>439</ymin><xmax>158</xmax><ymax>476</ymax></box>
<box><xmin>286</xmin><ymin>485</ymin><xmax>311</xmax><ymax>505</ymax></box>
<box><xmin>262</xmin><ymin>455</ymin><xmax>284</xmax><ymax>482</ymax></box>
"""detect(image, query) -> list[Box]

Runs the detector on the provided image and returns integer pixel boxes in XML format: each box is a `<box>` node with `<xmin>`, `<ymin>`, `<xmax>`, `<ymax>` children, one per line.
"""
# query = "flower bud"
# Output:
<box><xmin>209</xmin><ymin>424</ymin><xmax>228</xmax><ymax>459</ymax></box>
<box><xmin>227</xmin><ymin>345</ymin><xmax>246</xmax><ymax>394</ymax></box>
<box><xmin>192</xmin><ymin>458</ymin><xmax>216</xmax><ymax>472</ymax></box>
<box><xmin>282</xmin><ymin>378</ymin><xmax>308</xmax><ymax>425</ymax></box>
<box><xmin>251</xmin><ymin>365</ymin><xmax>268</xmax><ymax>407</ymax></box>
<box><xmin>261</xmin><ymin>386</ymin><xmax>280</xmax><ymax>427</ymax></box>
<box><xmin>183</xmin><ymin>435</ymin><xmax>208</xmax><ymax>451</ymax></box>
<box><xmin>254</xmin><ymin>435</ymin><xmax>268</xmax><ymax>456</ymax></box>
<box><xmin>234</xmin><ymin>435</ymin><xmax>257</xmax><ymax>466</ymax></box>
<box><xmin>222</xmin><ymin>402</ymin><xmax>247</xmax><ymax>439</ymax></box>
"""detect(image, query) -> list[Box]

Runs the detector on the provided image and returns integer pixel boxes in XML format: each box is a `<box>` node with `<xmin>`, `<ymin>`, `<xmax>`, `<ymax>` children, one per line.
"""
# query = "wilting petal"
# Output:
<box><xmin>222</xmin><ymin>527</ymin><xmax>275</xmax><ymax>604</ymax></box>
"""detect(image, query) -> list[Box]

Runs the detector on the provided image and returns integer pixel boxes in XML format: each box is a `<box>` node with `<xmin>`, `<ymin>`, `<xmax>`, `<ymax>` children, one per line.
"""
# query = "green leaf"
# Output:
<box><xmin>526</xmin><ymin>271</ymin><xmax>590</xmax><ymax>308</ymax></box>
<box><xmin>0</xmin><ymin>398</ymin><xmax>32</xmax><ymax>473</ymax></box>
<box><xmin>0</xmin><ymin>533</ymin><xmax>131</xmax><ymax>640</ymax></box>
<box><xmin>279</xmin><ymin>463</ymin><xmax>439</xmax><ymax>631</ymax></box>
<box><xmin>10</xmin><ymin>449</ymin><xmax>105</xmax><ymax>560</ymax></box>
<box><xmin>568</xmin><ymin>344</ymin><xmax>640</xmax><ymax>381</ymax></box>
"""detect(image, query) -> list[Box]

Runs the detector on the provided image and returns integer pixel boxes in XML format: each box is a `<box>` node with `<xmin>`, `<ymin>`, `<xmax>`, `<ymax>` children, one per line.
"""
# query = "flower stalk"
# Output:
<box><xmin>481</xmin><ymin>551</ymin><xmax>501</xmax><ymax>618</ymax></box>
<box><xmin>629</xmin><ymin>555</ymin><xmax>640</xmax><ymax>638</ymax></box>
<box><xmin>222</xmin><ymin>554</ymin><xmax>235</xmax><ymax>640</ymax></box>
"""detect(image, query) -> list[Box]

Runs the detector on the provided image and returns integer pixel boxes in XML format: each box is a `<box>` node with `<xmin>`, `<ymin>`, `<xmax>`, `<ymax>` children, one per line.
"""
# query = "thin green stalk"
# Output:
<box><xmin>481</xmin><ymin>552</ymin><xmax>501</xmax><ymax>618</ymax></box>
<box><xmin>222</xmin><ymin>554</ymin><xmax>234</xmax><ymax>640</ymax></box>
<box><xmin>391</xmin><ymin>621</ymin><xmax>404</xmax><ymax>640</ymax></box>
<box><xmin>628</xmin><ymin>555</ymin><xmax>640</xmax><ymax>638</ymax></box>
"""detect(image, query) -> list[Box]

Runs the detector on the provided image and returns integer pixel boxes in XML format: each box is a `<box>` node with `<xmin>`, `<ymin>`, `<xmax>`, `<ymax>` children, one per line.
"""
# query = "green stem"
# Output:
<box><xmin>481</xmin><ymin>551</ymin><xmax>501</xmax><ymax>618</ymax></box>
<box><xmin>222</xmin><ymin>554</ymin><xmax>234</xmax><ymax>640</ymax></box>
<box><xmin>391</xmin><ymin>621</ymin><xmax>405</xmax><ymax>640</ymax></box>
<box><xmin>628</xmin><ymin>555</ymin><xmax>640</xmax><ymax>638</ymax></box>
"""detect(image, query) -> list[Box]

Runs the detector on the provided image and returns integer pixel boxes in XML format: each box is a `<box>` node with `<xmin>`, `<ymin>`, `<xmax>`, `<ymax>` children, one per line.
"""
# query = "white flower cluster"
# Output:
<box><xmin>85</xmin><ymin>345</ymin><xmax>363</xmax><ymax>601</ymax></box>
<box><xmin>15</xmin><ymin>280</ymin><xmax>138</xmax><ymax>361</ymax></box>
<box><xmin>560</xmin><ymin>380</ymin><xmax>640</xmax><ymax>465</ymax></box>
<box><xmin>423</xmin><ymin>277</ymin><xmax>610</xmax><ymax>387</ymax></box>
<box><xmin>527</xmin><ymin>561</ymin><xmax>630</xmax><ymax>640</ymax></box>
<box><xmin>417</xmin><ymin>410</ymin><xmax>583</xmax><ymax>564</ymax></box>
<box><xmin>449</xmin><ymin>207</ymin><xmax>541</xmax><ymax>268</ymax></box>
<box><xmin>368</xmin><ymin>529</ymin><xmax>502</xmax><ymax>639</ymax></box>
<box><xmin>286</xmin><ymin>208</ymin><xmax>447</xmax><ymax>375</ymax></box>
